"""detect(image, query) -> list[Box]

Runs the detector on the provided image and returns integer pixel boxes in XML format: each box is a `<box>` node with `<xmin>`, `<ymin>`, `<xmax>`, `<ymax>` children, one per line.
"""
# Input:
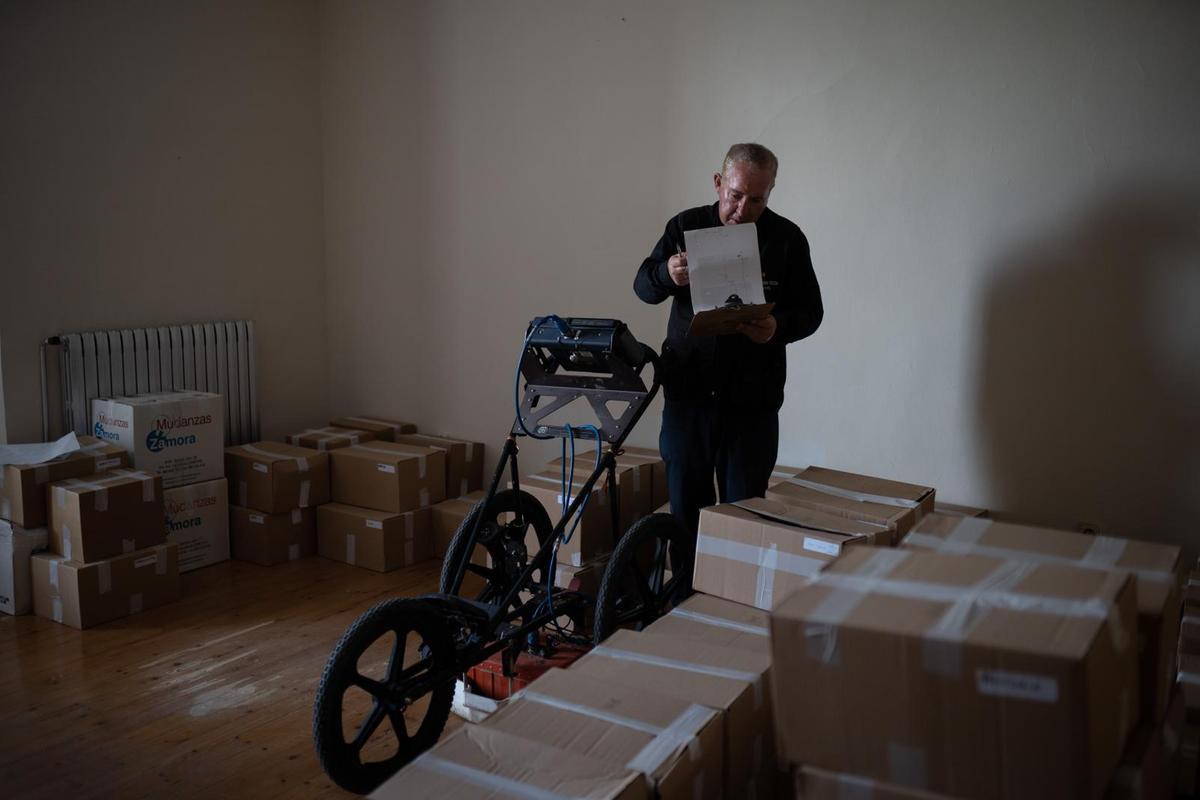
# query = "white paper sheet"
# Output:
<box><xmin>0</xmin><ymin>432</ymin><xmax>81</xmax><ymax>468</ymax></box>
<box><xmin>683</xmin><ymin>222</ymin><xmax>766</xmax><ymax>311</ymax></box>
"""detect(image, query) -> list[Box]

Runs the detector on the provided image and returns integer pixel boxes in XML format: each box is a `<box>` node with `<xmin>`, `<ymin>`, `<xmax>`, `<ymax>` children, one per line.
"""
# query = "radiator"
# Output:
<box><xmin>41</xmin><ymin>321</ymin><xmax>260</xmax><ymax>445</ymax></box>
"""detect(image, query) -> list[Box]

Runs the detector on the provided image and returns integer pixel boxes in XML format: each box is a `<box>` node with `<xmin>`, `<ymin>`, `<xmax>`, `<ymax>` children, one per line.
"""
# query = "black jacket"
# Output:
<box><xmin>634</xmin><ymin>203</ymin><xmax>823</xmax><ymax>411</ymax></box>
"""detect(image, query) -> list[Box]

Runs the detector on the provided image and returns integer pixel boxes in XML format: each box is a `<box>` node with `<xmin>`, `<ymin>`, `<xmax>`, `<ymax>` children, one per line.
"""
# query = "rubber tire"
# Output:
<box><xmin>439</xmin><ymin>489</ymin><xmax>554</xmax><ymax>602</ymax></box>
<box><xmin>312</xmin><ymin>597</ymin><xmax>455</xmax><ymax>795</ymax></box>
<box><xmin>593</xmin><ymin>513</ymin><xmax>693</xmax><ymax>644</ymax></box>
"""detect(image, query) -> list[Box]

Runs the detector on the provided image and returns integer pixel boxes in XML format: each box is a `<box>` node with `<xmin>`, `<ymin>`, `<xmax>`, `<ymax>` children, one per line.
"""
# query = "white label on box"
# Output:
<box><xmin>366</xmin><ymin>519</ymin><xmax>383</xmax><ymax>530</ymax></box>
<box><xmin>96</xmin><ymin>457</ymin><xmax>121</xmax><ymax>470</ymax></box>
<box><xmin>976</xmin><ymin>669</ymin><xmax>1059</xmax><ymax>703</ymax></box>
<box><xmin>377</xmin><ymin>463</ymin><xmax>396</xmax><ymax>474</ymax></box>
<box><xmin>134</xmin><ymin>555</ymin><xmax>158</xmax><ymax>569</ymax></box>
<box><xmin>803</xmin><ymin>537</ymin><xmax>840</xmax><ymax>557</ymax></box>
<box><xmin>249</xmin><ymin>513</ymin><xmax>265</xmax><ymax>525</ymax></box>
<box><xmin>253</xmin><ymin>463</ymin><xmax>269</xmax><ymax>473</ymax></box>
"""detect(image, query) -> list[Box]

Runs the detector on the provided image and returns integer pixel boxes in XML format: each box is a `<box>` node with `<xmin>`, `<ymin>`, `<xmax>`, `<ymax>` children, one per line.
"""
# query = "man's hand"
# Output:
<box><xmin>667</xmin><ymin>252</ymin><xmax>689</xmax><ymax>286</ymax></box>
<box><xmin>738</xmin><ymin>315</ymin><xmax>777</xmax><ymax>344</ymax></box>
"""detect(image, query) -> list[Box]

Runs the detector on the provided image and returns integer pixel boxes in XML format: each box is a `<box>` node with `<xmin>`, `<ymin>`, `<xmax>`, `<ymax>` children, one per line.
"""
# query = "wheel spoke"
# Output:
<box><xmin>351</xmin><ymin>672</ymin><xmax>388</xmax><ymax>700</ymax></box>
<box><xmin>393</xmin><ymin>654</ymin><xmax>432</xmax><ymax>685</ymax></box>
<box><xmin>350</xmin><ymin>700</ymin><xmax>389</xmax><ymax>753</ymax></box>
<box><xmin>388</xmin><ymin>707</ymin><xmax>411</xmax><ymax>743</ymax></box>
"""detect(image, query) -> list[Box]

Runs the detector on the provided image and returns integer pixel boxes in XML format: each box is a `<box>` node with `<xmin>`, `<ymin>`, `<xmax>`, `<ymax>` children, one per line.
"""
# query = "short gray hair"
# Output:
<box><xmin>721</xmin><ymin>143</ymin><xmax>778</xmax><ymax>176</ymax></box>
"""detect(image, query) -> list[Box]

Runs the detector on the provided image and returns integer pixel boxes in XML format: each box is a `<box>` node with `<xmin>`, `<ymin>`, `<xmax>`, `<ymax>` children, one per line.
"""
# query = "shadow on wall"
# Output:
<box><xmin>975</xmin><ymin>182</ymin><xmax>1200</xmax><ymax>553</ymax></box>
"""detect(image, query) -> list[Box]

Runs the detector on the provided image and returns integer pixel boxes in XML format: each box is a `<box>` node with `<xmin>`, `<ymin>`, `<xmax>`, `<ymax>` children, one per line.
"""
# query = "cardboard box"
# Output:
<box><xmin>163</xmin><ymin>478</ymin><xmax>229</xmax><ymax>572</ymax></box>
<box><xmin>330</xmin><ymin>441</ymin><xmax>446</xmax><ymax>513</ymax></box>
<box><xmin>429</xmin><ymin>489</ymin><xmax>487</xmax><ymax>557</ymax></box>
<box><xmin>317</xmin><ymin>503</ymin><xmax>431</xmax><ymax>571</ymax></box>
<box><xmin>1104</xmin><ymin>690</ymin><xmax>1182</xmax><ymax>800</ymax></box>
<box><xmin>329</xmin><ymin>415</ymin><xmax>417</xmax><ymax>441</ymax></box>
<box><xmin>572</xmin><ymin>628</ymin><xmax>776</xmax><ymax>800</ymax></box>
<box><xmin>224</xmin><ymin>441</ymin><xmax>330</xmax><ymax>514</ymax></box>
<box><xmin>372</xmin><ymin>724</ymin><xmax>647</xmax><ymax>800</ymax></box>
<box><xmin>229</xmin><ymin>505</ymin><xmax>316</xmax><ymax>565</ymax></box>
<box><xmin>286</xmin><ymin>426</ymin><xmax>375</xmax><ymax>451</ymax></box>
<box><xmin>767</xmin><ymin>463</ymin><xmax>803</xmax><ymax>489</ymax></box>
<box><xmin>694</xmin><ymin>497</ymin><xmax>881</xmax><ymax>610</ymax></box>
<box><xmin>549</xmin><ymin>454</ymin><xmax>655</xmax><ymax>531</ymax></box>
<box><xmin>621</xmin><ymin>446</ymin><xmax>669</xmax><ymax>510</ymax></box>
<box><xmin>1</xmin><ymin>521</ymin><xmax>48</xmax><ymax>615</ymax></box>
<box><xmin>644</xmin><ymin>592</ymin><xmax>771</xmax><ymax>653</ymax></box>
<box><xmin>394</xmin><ymin>433</ymin><xmax>485</xmax><ymax>498</ymax></box>
<box><xmin>0</xmin><ymin>436</ymin><xmax>128</xmax><ymax>528</ymax></box>
<box><xmin>1179</xmin><ymin>720</ymin><xmax>1200</xmax><ymax>797</ymax></box>
<box><xmin>31</xmin><ymin>542</ymin><xmax>181</xmax><ymax>629</ymax></box>
<box><xmin>795</xmin><ymin>767</ymin><xmax>959</xmax><ymax>800</ymax></box>
<box><xmin>770</xmin><ymin>546</ymin><xmax>1139</xmax><ymax>800</ymax></box>
<box><xmin>520</xmin><ymin>469</ymin><xmax>618</xmax><ymax>568</ymax></box>
<box><xmin>1181</xmin><ymin>613</ymin><xmax>1200</xmax><ymax>655</ymax></box>
<box><xmin>48</xmin><ymin>469</ymin><xmax>165</xmax><ymax>563</ymax></box>
<box><xmin>487</xmin><ymin>667</ymin><xmax>722</xmax><ymax>800</ymax></box>
<box><xmin>901</xmin><ymin>512</ymin><xmax>1182</xmax><ymax>722</ymax></box>
<box><xmin>766</xmin><ymin>465</ymin><xmax>935</xmax><ymax>544</ymax></box>
<box><xmin>91</xmin><ymin>391</ymin><xmax>225</xmax><ymax>488</ymax></box>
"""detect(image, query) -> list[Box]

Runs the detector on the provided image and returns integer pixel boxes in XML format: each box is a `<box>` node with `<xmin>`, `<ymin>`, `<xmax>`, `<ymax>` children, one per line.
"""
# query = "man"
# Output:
<box><xmin>634</xmin><ymin>142</ymin><xmax>823</xmax><ymax>539</ymax></box>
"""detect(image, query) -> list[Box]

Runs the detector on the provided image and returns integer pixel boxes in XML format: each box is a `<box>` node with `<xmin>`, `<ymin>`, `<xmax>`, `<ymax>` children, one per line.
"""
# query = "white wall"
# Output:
<box><xmin>0</xmin><ymin>1</ymin><xmax>328</xmax><ymax>443</ymax></box>
<box><xmin>320</xmin><ymin>0</ymin><xmax>1200</xmax><ymax>550</ymax></box>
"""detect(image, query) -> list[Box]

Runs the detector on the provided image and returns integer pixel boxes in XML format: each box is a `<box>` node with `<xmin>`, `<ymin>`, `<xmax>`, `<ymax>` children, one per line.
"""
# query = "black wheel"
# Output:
<box><xmin>313</xmin><ymin>598</ymin><xmax>456</xmax><ymax>794</ymax></box>
<box><xmin>439</xmin><ymin>489</ymin><xmax>555</xmax><ymax>612</ymax></box>
<box><xmin>593</xmin><ymin>513</ymin><xmax>693</xmax><ymax>644</ymax></box>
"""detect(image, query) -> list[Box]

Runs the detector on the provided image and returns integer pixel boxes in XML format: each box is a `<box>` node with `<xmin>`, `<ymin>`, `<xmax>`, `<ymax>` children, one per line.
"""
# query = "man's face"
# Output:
<box><xmin>714</xmin><ymin>161</ymin><xmax>775</xmax><ymax>225</ymax></box>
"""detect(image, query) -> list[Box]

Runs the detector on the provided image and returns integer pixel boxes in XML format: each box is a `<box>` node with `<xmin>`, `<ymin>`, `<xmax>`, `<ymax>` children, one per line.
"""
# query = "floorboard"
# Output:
<box><xmin>0</xmin><ymin>556</ymin><xmax>463</xmax><ymax>799</ymax></box>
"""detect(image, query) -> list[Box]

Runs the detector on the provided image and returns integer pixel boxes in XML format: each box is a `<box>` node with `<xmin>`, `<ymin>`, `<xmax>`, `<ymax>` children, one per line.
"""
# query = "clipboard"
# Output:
<box><xmin>688</xmin><ymin>301</ymin><xmax>775</xmax><ymax>337</ymax></box>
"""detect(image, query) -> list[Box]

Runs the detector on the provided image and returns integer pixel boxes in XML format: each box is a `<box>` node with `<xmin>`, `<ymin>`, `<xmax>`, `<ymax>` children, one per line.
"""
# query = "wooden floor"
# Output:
<box><xmin>0</xmin><ymin>557</ymin><xmax>462</xmax><ymax>799</ymax></box>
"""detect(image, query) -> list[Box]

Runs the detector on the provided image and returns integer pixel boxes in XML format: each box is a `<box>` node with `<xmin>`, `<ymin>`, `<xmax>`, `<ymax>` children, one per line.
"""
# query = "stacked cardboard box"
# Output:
<box><xmin>93</xmin><ymin>391</ymin><xmax>229</xmax><ymax>573</ymax></box>
<box><xmin>620</xmin><ymin>446</ymin><xmax>669</xmax><ymax>510</ymax></box>
<box><xmin>31</xmin><ymin>468</ymin><xmax>181</xmax><ymax>629</ymax></box>
<box><xmin>328</xmin><ymin>415</ymin><xmax>417</xmax><ymax>441</ymax></box>
<box><xmin>519</xmin><ymin>469</ymin><xmax>618</xmax><ymax>569</ymax></box>
<box><xmin>394</xmin><ymin>433</ymin><xmax>485</xmax><ymax>499</ymax></box>
<box><xmin>225</xmin><ymin>442</ymin><xmax>329</xmax><ymax>565</ymax></box>
<box><xmin>694</xmin><ymin>496</ymin><xmax>887</xmax><ymax>610</ymax></box>
<box><xmin>370</xmin><ymin>724</ymin><xmax>646</xmax><ymax>799</ymax></box>
<box><xmin>766</xmin><ymin>466</ymin><xmax>935</xmax><ymax>544</ymax></box>
<box><xmin>286</xmin><ymin>426</ymin><xmax>374</xmax><ymax>451</ymax></box>
<box><xmin>316</xmin><ymin>441</ymin><xmax>445</xmax><ymax>571</ymax></box>
<box><xmin>901</xmin><ymin>513</ymin><xmax>1183</xmax><ymax>724</ymax></box>
<box><xmin>770</xmin><ymin>546</ymin><xmax>1140</xmax><ymax>799</ymax></box>
<box><xmin>0</xmin><ymin>435</ymin><xmax>128</xmax><ymax>615</ymax></box>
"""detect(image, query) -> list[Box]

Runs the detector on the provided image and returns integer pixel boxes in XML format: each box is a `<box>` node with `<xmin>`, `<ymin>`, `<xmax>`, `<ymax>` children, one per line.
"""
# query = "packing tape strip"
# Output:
<box><xmin>52</xmin><ymin>597</ymin><xmax>63</xmax><ymax>623</ymax></box>
<box><xmin>922</xmin><ymin>560</ymin><xmax>1036</xmax><ymax>678</ymax></box>
<box><xmin>625</xmin><ymin>703</ymin><xmax>713</xmax><ymax>778</ymax></box>
<box><xmin>0</xmin><ymin>497</ymin><xmax>10</xmax><ymax>520</ymax></box>
<box><xmin>48</xmin><ymin>558</ymin><xmax>60</xmax><ymax>589</ymax></box>
<box><xmin>0</xmin><ymin>467</ymin><xmax>6</xmax><ymax>489</ymax></box>
<box><xmin>459</xmin><ymin>478</ymin><xmax>469</xmax><ymax>496</ymax></box>
<box><xmin>130</xmin><ymin>592</ymin><xmax>143</xmax><ymax>614</ymax></box>
<box><xmin>903</xmin><ymin>531</ymin><xmax>1173</xmax><ymax>585</ymax></box>
<box><xmin>289</xmin><ymin>543</ymin><xmax>300</xmax><ymax>561</ymax></box>
<box><xmin>1083</xmin><ymin>535</ymin><xmax>1129</xmax><ymax>568</ymax></box>
<box><xmin>412</xmin><ymin>754</ymin><xmax>569</xmax><ymax>800</ymax></box>
<box><xmin>805</xmin><ymin>549</ymin><xmax>910</xmax><ymax>664</ymax></box>
<box><xmin>346</xmin><ymin>534</ymin><xmax>356</xmax><ymax>566</ymax></box>
<box><xmin>62</xmin><ymin>529</ymin><xmax>73</xmax><ymax>561</ymax></box>
<box><xmin>1178</xmin><ymin>670</ymin><xmax>1200</xmax><ymax>686</ymax></box>
<box><xmin>299</xmin><ymin>480</ymin><xmax>311</xmax><ymax>507</ymax></box>
<box><xmin>404</xmin><ymin>514</ymin><xmax>414</xmax><ymax>564</ymax></box>
<box><xmin>111</xmin><ymin>468</ymin><xmax>156</xmax><ymax>502</ymax></box>
<box><xmin>695</xmin><ymin>533</ymin><xmax>826</xmax><ymax>579</ymax></box>
<box><xmin>519</xmin><ymin>689</ymin><xmax>666</xmax><ymax>735</ymax></box>
<box><xmin>754</xmin><ymin>543</ymin><xmax>779</xmax><ymax>609</ymax></box>
<box><xmin>466</xmin><ymin>443</ymin><xmax>476</xmax><ymax>462</ymax></box>
<box><xmin>420</xmin><ymin>489</ymin><xmax>430</xmax><ymax>508</ymax></box>
<box><xmin>239</xmin><ymin>443</ymin><xmax>309</xmax><ymax>471</ymax></box>
<box><xmin>590</xmin><ymin>645</ymin><xmax>765</xmax><ymax>708</ymax></box>
<box><xmin>786</xmin><ymin>477</ymin><xmax>921</xmax><ymax>509</ymax></box>
<box><xmin>98</xmin><ymin>561</ymin><xmax>112</xmax><ymax>594</ymax></box>
<box><xmin>669</xmin><ymin>608</ymin><xmax>769</xmax><ymax>637</ymax></box>
<box><xmin>292</xmin><ymin>508</ymin><xmax>303</xmax><ymax>524</ymax></box>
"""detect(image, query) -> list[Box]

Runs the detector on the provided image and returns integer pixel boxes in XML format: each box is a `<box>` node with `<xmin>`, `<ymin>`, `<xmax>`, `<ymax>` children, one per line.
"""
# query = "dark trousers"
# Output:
<box><xmin>659</xmin><ymin>399</ymin><xmax>779</xmax><ymax>545</ymax></box>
